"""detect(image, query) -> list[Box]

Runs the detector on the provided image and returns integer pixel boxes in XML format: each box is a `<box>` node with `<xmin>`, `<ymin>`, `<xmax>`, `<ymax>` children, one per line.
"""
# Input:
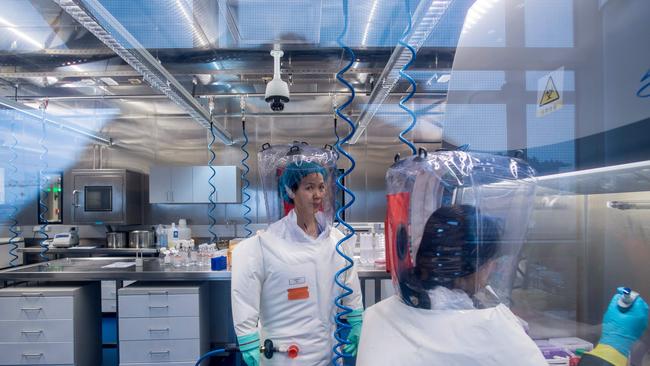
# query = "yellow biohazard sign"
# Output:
<box><xmin>537</xmin><ymin>67</ymin><xmax>564</xmax><ymax>117</ymax></box>
<box><xmin>539</xmin><ymin>77</ymin><xmax>560</xmax><ymax>106</ymax></box>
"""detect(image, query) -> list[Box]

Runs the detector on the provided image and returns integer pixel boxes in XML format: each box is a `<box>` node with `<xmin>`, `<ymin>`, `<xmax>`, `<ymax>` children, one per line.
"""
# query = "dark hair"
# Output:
<box><xmin>414</xmin><ymin>204</ymin><xmax>501</xmax><ymax>290</ymax></box>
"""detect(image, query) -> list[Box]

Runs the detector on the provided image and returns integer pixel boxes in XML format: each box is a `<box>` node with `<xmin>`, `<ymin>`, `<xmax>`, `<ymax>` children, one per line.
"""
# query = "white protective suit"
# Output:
<box><xmin>231</xmin><ymin>209</ymin><xmax>363</xmax><ymax>366</ymax></box>
<box><xmin>356</xmin><ymin>294</ymin><xmax>547</xmax><ymax>366</ymax></box>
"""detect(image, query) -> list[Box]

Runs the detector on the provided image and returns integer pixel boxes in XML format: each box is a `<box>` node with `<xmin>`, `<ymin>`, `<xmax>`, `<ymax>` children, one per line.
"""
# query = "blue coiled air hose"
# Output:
<box><xmin>397</xmin><ymin>0</ymin><xmax>418</xmax><ymax>156</ymax></box>
<box><xmin>207</xmin><ymin>122</ymin><xmax>219</xmax><ymax>244</ymax></box>
<box><xmin>332</xmin><ymin>0</ymin><xmax>358</xmax><ymax>364</ymax></box>
<box><xmin>333</xmin><ymin>116</ymin><xmax>341</xmax><ymax>229</ymax></box>
<box><xmin>195</xmin><ymin>348</ymin><xmax>225</xmax><ymax>366</ymax></box>
<box><xmin>38</xmin><ymin>103</ymin><xmax>49</xmax><ymax>260</ymax></box>
<box><xmin>8</xmin><ymin>118</ymin><xmax>20</xmax><ymax>266</ymax></box>
<box><xmin>240</xmin><ymin>118</ymin><xmax>252</xmax><ymax>238</ymax></box>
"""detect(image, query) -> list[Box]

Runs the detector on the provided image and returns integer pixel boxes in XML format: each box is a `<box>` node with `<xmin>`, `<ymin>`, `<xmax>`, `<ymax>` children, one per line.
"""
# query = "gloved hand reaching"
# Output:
<box><xmin>343</xmin><ymin>308</ymin><xmax>363</xmax><ymax>356</ymax></box>
<box><xmin>599</xmin><ymin>292</ymin><xmax>649</xmax><ymax>357</ymax></box>
<box><xmin>238</xmin><ymin>332</ymin><xmax>261</xmax><ymax>366</ymax></box>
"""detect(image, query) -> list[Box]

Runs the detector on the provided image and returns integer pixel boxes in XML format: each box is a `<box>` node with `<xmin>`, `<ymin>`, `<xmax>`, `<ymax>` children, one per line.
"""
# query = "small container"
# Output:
<box><xmin>129</xmin><ymin>230</ymin><xmax>154</xmax><ymax>248</ymax></box>
<box><xmin>211</xmin><ymin>256</ymin><xmax>227</xmax><ymax>271</ymax></box>
<box><xmin>106</xmin><ymin>232</ymin><xmax>127</xmax><ymax>248</ymax></box>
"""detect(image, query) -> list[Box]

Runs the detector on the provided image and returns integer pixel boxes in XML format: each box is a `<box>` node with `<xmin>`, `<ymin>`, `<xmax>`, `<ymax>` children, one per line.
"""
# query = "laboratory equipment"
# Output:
<box><xmin>51</xmin><ymin>227</ymin><xmax>80</xmax><ymax>247</ymax></box>
<box><xmin>155</xmin><ymin>224</ymin><xmax>168</xmax><ymax>248</ymax></box>
<box><xmin>70</xmin><ymin>169</ymin><xmax>143</xmax><ymax>225</ymax></box>
<box><xmin>265</xmin><ymin>48</ymin><xmax>290</xmax><ymax>111</ymax></box>
<box><xmin>177</xmin><ymin>219</ymin><xmax>192</xmax><ymax>240</ymax></box>
<box><xmin>106</xmin><ymin>231</ymin><xmax>127</xmax><ymax>248</ymax></box>
<box><xmin>128</xmin><ymin>230</ymin><xmax>154</xmax><ymax>248</ymax></box>
<box><xmin>617</xmin><ymin>287</ymin><xmax>640</xmax><ymax>310</ymax></box>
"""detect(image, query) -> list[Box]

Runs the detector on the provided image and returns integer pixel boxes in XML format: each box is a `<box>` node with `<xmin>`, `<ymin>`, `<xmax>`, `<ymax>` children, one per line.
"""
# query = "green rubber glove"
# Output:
<box><xmin>599</xmin><ymin>292</ymin><xmax>649</xmax><ymax>356</ymax></box>
<box><xmin>343</xmin><ymin>308</ymin><xmax>363</xmax><ymax>356</ymax></box>
<box><xmin>237</xmin><ymin>332</ymin><xmax>260</xmax><ymax>366</ymax></box>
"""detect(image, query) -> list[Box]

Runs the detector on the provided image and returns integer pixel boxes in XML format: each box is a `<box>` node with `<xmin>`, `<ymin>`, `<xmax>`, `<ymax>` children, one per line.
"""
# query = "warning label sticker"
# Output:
<box><xmin>537</xmin><ymin>67</ymin><xmax>564</xmax><ymax>117</ymax></box>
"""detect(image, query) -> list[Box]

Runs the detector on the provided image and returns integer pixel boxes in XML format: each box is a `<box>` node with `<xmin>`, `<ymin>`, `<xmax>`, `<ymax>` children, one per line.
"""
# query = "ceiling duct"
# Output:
<box><xmin>52</xmin><ymin>0</ymin><xmax>233</xmax><ymax>145</ymax></box>
<box><xmin>349</xmin><ymin>0</ymin><xmax>455</xmax><ymax>144</ymax></box>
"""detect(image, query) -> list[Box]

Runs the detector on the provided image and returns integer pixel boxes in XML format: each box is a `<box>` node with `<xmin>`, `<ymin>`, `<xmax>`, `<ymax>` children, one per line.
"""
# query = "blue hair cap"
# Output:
<box><xmin>279</xmin><ymin>161</ymin><xmax>328</xmax><ymax>203</ymax></box>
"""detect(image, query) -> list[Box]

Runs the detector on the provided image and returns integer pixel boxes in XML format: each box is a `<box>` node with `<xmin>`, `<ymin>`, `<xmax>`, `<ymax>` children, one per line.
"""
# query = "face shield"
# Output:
<box><xmin>258</xmin><ymin>142</ymin><xmax>338</xmax><ymax>226</ymax></box>
<box><xmin>385</xmin><ymin>150</ymin><xmax>537</xmax><ymax>310</ymax></box>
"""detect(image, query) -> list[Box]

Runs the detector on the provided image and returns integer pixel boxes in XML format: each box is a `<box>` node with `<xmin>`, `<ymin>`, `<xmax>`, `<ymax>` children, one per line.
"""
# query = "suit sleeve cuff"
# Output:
<box><xmin>585</xmin><ymin>344</ymin><xmax>627</xmax><ymax>366</ymax></box>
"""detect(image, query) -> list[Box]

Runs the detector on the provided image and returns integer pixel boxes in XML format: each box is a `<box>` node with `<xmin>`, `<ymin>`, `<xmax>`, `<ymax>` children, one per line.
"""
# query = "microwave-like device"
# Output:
<box><xmin>70</xmin><ymin>169</ymin><xmax>142</xmax><ymax>225</ymax></box>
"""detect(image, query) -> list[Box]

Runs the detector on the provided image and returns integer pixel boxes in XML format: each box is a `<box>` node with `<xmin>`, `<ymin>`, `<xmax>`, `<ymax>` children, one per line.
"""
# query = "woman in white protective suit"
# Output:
<box><xmin>231</xmin><ymin>143</ymin><xmax>363</xmax><ymax>366</ymax></box>
<box><xmin>356</xmin><ymin>150</ymin><xmax>548</xmax><ymax>366</ymax></box>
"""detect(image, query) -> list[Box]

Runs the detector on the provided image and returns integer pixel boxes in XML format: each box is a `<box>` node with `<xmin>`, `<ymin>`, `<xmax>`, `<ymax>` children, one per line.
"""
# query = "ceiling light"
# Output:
<box><xmin>100</xmin><ymin>77</ymin><xmax>119</xmax><ymax>86</ymax></box>
<box><xmin>361</xmin><ymin>0</ymin><xmax>380</xmax><ymax>46</ymax></box>
<box><xmin>0</xmin><ymin>16</ymin><xmax>43</xmax><ymax>49</ymax></box>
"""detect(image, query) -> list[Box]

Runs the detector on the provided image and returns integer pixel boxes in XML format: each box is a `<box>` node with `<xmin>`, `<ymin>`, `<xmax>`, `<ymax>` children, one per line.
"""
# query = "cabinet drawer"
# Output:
<box><xmin>102</xmin><ymin>299</ymin><xmax>117</xmax><ymax>313</ymax></box>
<box><xmin>0</xmin><ymin>297</ymin><xmax>73</xmax><ymax>320</ymax></box>
<box><xmin>0</xmin><ymin>320</ymin><xmax>73</xmax><ymax>342</ymax></box>
<box><xmin>119</xmin><ymin>294</ymin><xmax>199</xmax><ymax>318</ymax></box>
<box><xmin>0</xmin><ymin>342</ymin><xmax>74</xmax><ymax>364</ymax></box>
<box><xmin>119</xmin><ymin>339</ymin><xmax>200</xmax><ymax>363</ymax></box>
<box><xmin>119</xmin><ymin>316</ymin><xmax>199</xmax><ymax>340</ymax></box>
<box><xmin>101</xmin><ymin>286</ymin><xmax>117</xmax><ymax>300</ymax></box>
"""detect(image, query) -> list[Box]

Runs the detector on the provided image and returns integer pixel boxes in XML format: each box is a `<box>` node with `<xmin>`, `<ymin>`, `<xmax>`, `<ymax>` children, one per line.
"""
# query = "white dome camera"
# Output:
<box><xmin>265</xmin><ymin>49</ymin><xmax>290</xmax><ymax>112</ymax></box>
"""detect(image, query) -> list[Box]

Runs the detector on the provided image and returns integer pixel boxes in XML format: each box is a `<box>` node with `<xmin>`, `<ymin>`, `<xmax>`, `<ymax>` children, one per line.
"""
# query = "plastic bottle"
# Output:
<box><xmin>156</xmin><ymin>224</ymin><xmax>168</xmax><ymax>248</ymax></box>
<box><xmin>171</xmin><ymin>223</ymin><xmax>179</xmax><ymax>240</ymax></box>
<box><xmin>177</xmin><ymin>219</ymin><xmax>192</xmax><ymax>240</ymax></box>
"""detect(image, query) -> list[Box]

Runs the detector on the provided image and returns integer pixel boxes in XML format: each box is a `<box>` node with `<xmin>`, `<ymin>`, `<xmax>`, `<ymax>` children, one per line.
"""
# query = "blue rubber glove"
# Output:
<box><xmin>343</xmin><ymin>308</ymin><xmax>363</xmax><ymax>356</ymax></box>
<box><xmin>599</xmin><ymin>293</ymin><xmax>649</xmax><ymax>356</ymax></box>
<box><xmin>237</xmin><ymin>332</ymin><xmax>260</xmax><ymax>366</ymax></box>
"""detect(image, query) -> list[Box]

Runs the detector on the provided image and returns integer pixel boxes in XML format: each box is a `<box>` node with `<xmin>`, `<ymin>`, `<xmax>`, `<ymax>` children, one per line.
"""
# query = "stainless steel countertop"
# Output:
<box><xmin>0</xmin><ymin>258</ymin><xmax>390</xmax><ymax>281</ymax></box>
<box><xmin>19</xmin><ymin>247</ymin><xmax>159</xmax><ymax>255</ymax></box>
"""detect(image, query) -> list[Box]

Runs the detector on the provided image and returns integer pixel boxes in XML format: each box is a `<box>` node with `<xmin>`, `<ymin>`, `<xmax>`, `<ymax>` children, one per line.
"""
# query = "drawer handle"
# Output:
<box><xmin>149</xmin><ymin>327</ymin><xmax>170</xmax><ymax>332</ymax></box>
<box><xmin>21</xmin><ymin>307</ymin><xmax>43</xmax><ymax>312</ymax></box>
<box><xmin>148</xmin><ymin>305</ymin><xmax>169</xmax><ymax>309</ymax></box>
<box><xmin>21</xmin><ymin>330</ymin><xmax>44</xmax><ymax>335</ymax></box>
<box><xmin>21</xmin><ymin>292</ymin><xmax>43</xmax><ymax>297</ymax></box>
<box><xmin>149</xmin><ymin>350</ymin><xmax>170</xmax><ymax>355</ymax></box>
<box><xmin>22</xmin><ymin>353</ymin><xmax>44</xmax><ymax>358</ymax></box>
<box><xmin>148</xmin><ymin>291</ymin><xmax>168</xmax><ymax>295</ymax></box>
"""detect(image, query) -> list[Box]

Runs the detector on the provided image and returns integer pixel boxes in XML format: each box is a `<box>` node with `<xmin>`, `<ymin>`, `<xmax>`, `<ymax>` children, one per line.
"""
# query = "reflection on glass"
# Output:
<box><xmin>84</xmin><ymin>186</ymin><xmax>112</xmax><ymax>211</ymax></box>
<box><xmin>38</xmin><ymin>172</ymin><xmax>62</xmax><ymax>224</ymax></box>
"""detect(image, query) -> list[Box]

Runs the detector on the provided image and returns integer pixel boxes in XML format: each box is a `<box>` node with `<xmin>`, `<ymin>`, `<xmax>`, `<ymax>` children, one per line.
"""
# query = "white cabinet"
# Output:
<box><xmin>149</xmin><ymin>165</ymin><xmax>241</xmax><ymax>204</ymax></box>
<box><xmin>118</xmin><ymin>282</ymin><xmax>209</xmax><ymax>366</ymax></box>
<box><xmin>192</xmin><ymin>166</ymin><xmax>241</xmax><ymax>203</ymax></box>
<box><xmin>0</xmin><ymin>284</ymin><xmax>101</xmax><ymax>366</ymax></box>
<box><xmin>149</xmin><ymin>166</ymin><xmax>194</xmax><ymax>204</ymax></box>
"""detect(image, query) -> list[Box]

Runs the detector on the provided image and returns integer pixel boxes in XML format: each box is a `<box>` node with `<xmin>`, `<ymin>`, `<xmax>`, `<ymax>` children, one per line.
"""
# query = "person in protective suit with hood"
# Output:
<box><xmin>231</xmin><ymin>152</ymin><xmax>363</xmax><ymax>366</ymax></box>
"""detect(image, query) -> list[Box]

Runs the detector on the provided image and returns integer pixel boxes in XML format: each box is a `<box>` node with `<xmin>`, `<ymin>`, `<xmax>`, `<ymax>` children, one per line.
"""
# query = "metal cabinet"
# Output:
<box><xmin>149</xmin><ymin>166</ymin><xmax>240</xmax><ymax>204</ymax></box>
<box><xmin>70</xmin><ymin>169</ymin><xmax>142</xmax><ymax>225</ymax></box>
<box><xmin>149</xmin><ymin>166</ymin><xmax>194</xmax><ymax>203</ymax></box>
<box><xmin>118</xmin><ymin>282</ymin><xmax>209</xmax><ymax>366</ymax></box>
<box><xmin>0</xmin><ymin>283</ymin><xmax>101</xmax><ymax>366</ymax></box>
<box><xmin>192</xmin><ymin>166</ymin><xmax>241</xmax><ymax>203</ymax></box>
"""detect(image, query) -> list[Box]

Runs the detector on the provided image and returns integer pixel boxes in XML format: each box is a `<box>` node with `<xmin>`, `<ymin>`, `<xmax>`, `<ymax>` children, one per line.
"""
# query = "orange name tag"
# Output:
<box><xmin>287</xmin><ymin>286</ymin><xmax>310</xmax><ymax>301</ymax></box>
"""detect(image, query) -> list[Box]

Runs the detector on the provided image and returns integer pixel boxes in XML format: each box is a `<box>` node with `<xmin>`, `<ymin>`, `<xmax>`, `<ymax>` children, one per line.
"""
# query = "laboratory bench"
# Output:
<box><xmin>18</xmin><ymin>247</ymin><xmax>159</xmax><ymax>260</ymax></box>
<box><xmin>0</xmin><ymin>258</ymin><xmax>389</xmax><ymax>365</ymax></box>
<box><xmin>0</xmin><ymin>258</ymin><xmax>390</xmax><ymax>302</ymax></box>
